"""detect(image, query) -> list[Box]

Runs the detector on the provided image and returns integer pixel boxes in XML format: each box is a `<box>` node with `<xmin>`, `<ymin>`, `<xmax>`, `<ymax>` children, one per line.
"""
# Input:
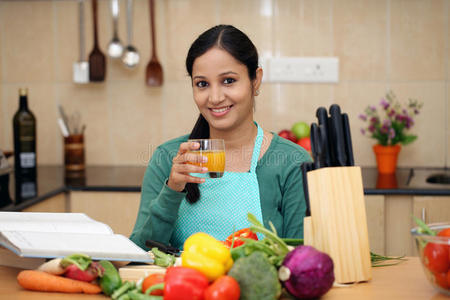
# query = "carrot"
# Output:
<box><xmin>17</xmin><ymin>270</ymin><xmax>102</xmax><ymax>294</ymax></box>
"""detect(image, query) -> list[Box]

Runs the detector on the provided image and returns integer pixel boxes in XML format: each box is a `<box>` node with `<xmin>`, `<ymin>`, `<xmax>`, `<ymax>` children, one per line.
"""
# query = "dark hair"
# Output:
<box><xmin>184</xmin><ymin>25</ymin><xmax>259</xmax><ymax>203</ymax></box>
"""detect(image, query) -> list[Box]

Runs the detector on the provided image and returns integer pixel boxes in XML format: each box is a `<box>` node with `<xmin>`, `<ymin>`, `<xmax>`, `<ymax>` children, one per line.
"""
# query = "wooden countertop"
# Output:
<box><xmin>0</xmin><ymin>258</ymin><xmax>448</xmax><ymax>300</ymax></box>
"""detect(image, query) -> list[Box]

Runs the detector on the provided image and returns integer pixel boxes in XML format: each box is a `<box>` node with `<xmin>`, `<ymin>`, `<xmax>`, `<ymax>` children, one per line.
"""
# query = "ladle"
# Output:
<box><xmin>122</xmin><ymin>0</ymin><xmax>140</xmax><ymax>68</ymax></box>
<box><xmin>107</xmin><ymin>0</ymin><xmax>123</xmax><ymax>59</ymax></box>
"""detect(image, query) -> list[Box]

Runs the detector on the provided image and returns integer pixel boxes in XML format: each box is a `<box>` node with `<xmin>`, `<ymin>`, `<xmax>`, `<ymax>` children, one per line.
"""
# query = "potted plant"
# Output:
<box><xmin>359</xmin><ymin>91</ymin><xmax>423</xmax><ymax>174</ymax></box>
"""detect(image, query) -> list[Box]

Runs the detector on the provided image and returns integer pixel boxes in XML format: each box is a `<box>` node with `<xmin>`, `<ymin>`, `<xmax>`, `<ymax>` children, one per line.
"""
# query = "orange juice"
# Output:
<box><xmin>189</xmin><ymin>150</ymin><xmax>225</xmax><ymax>178</ymax></box>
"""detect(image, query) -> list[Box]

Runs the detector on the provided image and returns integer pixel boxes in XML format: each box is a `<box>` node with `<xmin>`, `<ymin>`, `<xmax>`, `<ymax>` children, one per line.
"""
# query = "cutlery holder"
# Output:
<box><xmin>64</xmin><ymin>134</ymin><xmax>85</xmax><ymax>171</ymax></box>
<box><xmin>304</xmin><ymin>166</ymin><xmax>371</xmax><ymax>283</ymax></box>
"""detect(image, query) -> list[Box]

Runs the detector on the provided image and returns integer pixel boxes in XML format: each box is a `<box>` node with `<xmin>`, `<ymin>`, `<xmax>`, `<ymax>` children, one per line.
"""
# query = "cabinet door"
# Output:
<box><xmin>70</xmin><ymin>191</ymin><xmax>140</xmax><ymax>236</ymax></box>
<box><xmin>413</xmin><ymin>196</ymin><xmax>450</xmax><ymax>224</ymax></box>
<box><xmin>364</xmin><ymin>195</ymin><xmax>385</xmax><ymax>255</ymax></box>
<box><xmin>22</xmin><ymin>193</ymin><xmax>68</xmax><ymax>212</ymax></box>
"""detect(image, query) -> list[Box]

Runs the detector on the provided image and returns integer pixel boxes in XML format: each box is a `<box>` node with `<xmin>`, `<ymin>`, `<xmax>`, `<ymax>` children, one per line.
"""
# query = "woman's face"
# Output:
<box><xmin>191</xmin><ymin>47</ymin><xmax>262</xmax><ymax>132</ymax></box>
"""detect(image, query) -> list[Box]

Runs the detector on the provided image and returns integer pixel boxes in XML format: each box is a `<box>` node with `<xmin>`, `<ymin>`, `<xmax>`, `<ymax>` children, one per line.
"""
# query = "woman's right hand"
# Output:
<box><xmin>167</xmin><ymin>141</ymin><xmax>208</xmax><ymax>192</ymax></box>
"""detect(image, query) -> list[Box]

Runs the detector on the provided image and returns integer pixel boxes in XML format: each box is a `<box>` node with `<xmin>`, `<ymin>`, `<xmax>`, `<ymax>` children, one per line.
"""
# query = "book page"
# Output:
<box><xmin>1</xmin><ymin>231</ymin><xmax>152</xmax><ymax>262</ymax></box>
<box><xmin>0</xmin><ymin>212</ymin><xmax>113</xmax><ymax>235</ymax></box>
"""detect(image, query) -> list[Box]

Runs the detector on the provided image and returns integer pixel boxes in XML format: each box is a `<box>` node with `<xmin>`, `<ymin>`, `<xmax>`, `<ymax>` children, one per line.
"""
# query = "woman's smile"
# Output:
<box><xmin>209</xmin><ymin>105</ymin><xmax>233</xmax><ymax>117</ymax></box>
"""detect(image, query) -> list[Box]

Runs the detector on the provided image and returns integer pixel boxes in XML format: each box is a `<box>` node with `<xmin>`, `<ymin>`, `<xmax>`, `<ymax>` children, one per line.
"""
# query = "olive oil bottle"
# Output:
<box><xmin>13</xmin><ymin>88</ymin><xmax>37</xmax><ymax>179</ymax></box>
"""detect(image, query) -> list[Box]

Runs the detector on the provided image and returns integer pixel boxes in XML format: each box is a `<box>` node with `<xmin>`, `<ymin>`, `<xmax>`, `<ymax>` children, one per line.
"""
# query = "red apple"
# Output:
<box><xmin>278</xmin><ymin>130</ymin><xmax>298</xmax><ymax>143</ymax></box>
<box><xmin>297</xmin><ymin>137</ymin><xmax>311</xmax><ymax>151</ymax></box>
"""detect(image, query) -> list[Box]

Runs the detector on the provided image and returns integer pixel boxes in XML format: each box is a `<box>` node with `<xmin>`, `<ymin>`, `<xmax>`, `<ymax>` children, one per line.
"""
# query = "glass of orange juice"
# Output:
<box><xmin>188</xmin><ymin>139</ymin><xmax>225</xmax><ymax>178</ymax></box>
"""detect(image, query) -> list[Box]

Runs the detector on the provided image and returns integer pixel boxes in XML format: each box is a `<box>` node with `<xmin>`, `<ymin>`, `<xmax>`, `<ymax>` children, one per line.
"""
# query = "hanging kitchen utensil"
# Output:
<box><xmin>73</xmin><ymin>0</ymin><xmax>89</xmax><ymax>84</ymax></box>
<box><xmin>145</xmin><ymin>0</ymin><xmax>163</xmax><ymax>86</ymax></box>
<box><xmin>107</xmin><ymin>0</ymin><xmax>124</xmax><ymax>59</ymax></box>
<box><xmin>122</xmin><ymin>0</ymin><xmax>140</xmax><ymax>68</ymax></box>
<box><xmin>89</xmin><ymin>0</ymin><xmax>106</xmax><ymax>82</ymax></box>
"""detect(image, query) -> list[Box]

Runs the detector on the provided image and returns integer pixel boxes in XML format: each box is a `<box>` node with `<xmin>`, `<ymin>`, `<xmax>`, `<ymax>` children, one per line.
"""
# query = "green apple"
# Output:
<box><xmin>291</xmin><ymin>121</ymin><xmax>310</xmax><ymax>139</ymax></box>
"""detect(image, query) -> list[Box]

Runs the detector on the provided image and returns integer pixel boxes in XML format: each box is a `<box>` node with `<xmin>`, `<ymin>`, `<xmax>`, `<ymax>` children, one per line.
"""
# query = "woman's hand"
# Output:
<box><xmin>167</xmin><ymin>141</ymin><xmax>208</xmax><ymax>192</ymax></box>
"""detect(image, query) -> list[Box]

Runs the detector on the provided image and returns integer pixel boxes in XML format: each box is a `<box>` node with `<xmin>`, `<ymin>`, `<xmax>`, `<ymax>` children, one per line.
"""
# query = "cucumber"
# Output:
<box><xmin>99</xmin><ymin>260</ymin><xmax>122</xmax><ymax>296</ymax></box>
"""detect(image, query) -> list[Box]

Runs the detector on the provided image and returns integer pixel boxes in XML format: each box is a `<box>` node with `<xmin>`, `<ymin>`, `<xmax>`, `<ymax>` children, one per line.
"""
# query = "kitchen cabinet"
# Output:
<box><xmin>21</xmin><ymin>193</ymin><xmax>68</xmax><ymax>213</ymax></box>
<box><xmin>364</xmin><ymin>195</ymin><xmax>385</xmax><ymax>255</ymax></box>
<box><xmin>69</xmin><ymin>191</ymin><xmax>140</xmax><ymax>237</ymax></box>
<box><xmin>412</xmin><ymin>196</ymin><xmax>450</xmax><ymax>224</ymax></box>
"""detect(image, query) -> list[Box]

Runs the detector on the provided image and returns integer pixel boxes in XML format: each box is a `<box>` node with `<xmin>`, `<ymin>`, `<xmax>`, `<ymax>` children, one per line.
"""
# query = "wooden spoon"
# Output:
<box><xmin>145</xmin><ymin>0</ymin><xmax>163</xmax><ymax>86</ymax></box>
<box><xmin>89</xmin><ymin>0</ymin><xmax>106</xmax><ymax>82</ymax></box>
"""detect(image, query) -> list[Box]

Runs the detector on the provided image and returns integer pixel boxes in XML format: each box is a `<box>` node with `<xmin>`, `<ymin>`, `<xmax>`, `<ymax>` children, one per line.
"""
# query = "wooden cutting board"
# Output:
<box><xmin>119</xmin><ymin>265</ymin><xmax>166</xmax><ymax>282</ymax></box>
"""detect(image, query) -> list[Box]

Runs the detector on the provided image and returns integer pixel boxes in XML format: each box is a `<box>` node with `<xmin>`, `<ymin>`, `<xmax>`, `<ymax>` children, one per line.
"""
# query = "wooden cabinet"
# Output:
<box><xmin>69</xmin><ymin>191</ymin><xmax>141</xmax><ymax>237</ymax></box>
<box><xmin>412</xmin><ymin>196</ymin><xmax>450</xmax><ymax>224</ymax></box>
<box><xmin>22</xmin><ymin>193</ymin><xmax>68</xmax><ymax>213</ymax></box>
<box><xmin>364</xmin><ymin>195</ymin><xmax>385</xmax><ymax>255</ymax></box>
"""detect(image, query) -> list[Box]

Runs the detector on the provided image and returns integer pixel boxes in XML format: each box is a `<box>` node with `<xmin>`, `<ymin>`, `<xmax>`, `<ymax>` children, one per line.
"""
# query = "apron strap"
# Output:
<box><xmin>250</xmin><ymin>122</ymin><xmax>264</xmax><ymax>173</ymax></box>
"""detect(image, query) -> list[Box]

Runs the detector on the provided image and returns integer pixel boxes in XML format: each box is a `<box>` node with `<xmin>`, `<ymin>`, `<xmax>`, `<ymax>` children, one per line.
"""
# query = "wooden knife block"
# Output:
<box><xmin>304</xmin><ymin>166</ymin><xmax>372</xmax><ymax>284</ymax></box>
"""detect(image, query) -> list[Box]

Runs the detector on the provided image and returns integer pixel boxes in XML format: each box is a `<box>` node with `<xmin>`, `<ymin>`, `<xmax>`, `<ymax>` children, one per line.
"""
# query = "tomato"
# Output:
<box><xmin>297</xmin><ymin>137</ymin><xmax>311</xmax><ymax>151</ymax></box>
<box><xmin>437</xmin><ymin>228</ymin><xmax>450</xmax><ymax>237</ymax></box>
<box><xmin>448</xmin><ymin>269</ymin><xmax>450</xmax><ymax>287</ymax></box>
<box><xmin>225</xmin><ymin>228</ymin><xmax>258</xmax><ymax>248</ymax></box>
<box><xmin>204</xmin><ymin>275</ymin><xmax>240</xmax><ymax>300</ymax></box>
<box><xmin>278</xmin><ymin>130</ymin><xmax>297</xmax><ymax>143</ymax></box>
<box><xmin>424</xmin><ymin>242</ymin><xmax>449</xmax><ymax>274</ymax></box>
<box><xmin>435</xmin><ymin>272</ymin><xmax>449</xmax><ymax>289</ymax></box>
<box><xmin>142</xmin><ymin>273</ymin><xmax>165</xmax><ymax>295</ymax></box>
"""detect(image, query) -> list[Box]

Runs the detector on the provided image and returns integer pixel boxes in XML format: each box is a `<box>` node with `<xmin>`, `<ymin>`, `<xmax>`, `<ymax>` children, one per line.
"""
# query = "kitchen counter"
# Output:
<box><xmin>0</xmin><ymin>258</ymin><xmax>448</xmax><ymax>299</ymax></box>
<box><xmin>1</xmin><ymin>166</ymin><xmax>449</xmax><ymax>212</ymax></box>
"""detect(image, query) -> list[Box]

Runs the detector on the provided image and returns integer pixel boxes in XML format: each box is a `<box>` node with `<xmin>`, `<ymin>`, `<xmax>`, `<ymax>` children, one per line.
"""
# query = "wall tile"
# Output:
<box><xmin>56</xmin><ymin>82</ymin><xmax>112</xmax><ymax>165</ymax></box>
<box><xmin>271</xmin><ymin>83</ymin><xmax>334</xmax><ymax>133</ymax></box>
<box><xmin>274</xmin><ymin>0</ymin><xmax>333</xmax><ymax>56</ymax></box>
<box><xmin>333</xmin><ymin>0</ymin><xmax>388</xmax><ymax>81</ymax></box>
<box><xmin>218</xmin><ymin>0</ymin><xmax>273</xmax><ymax>57</ymax></box>
<box><xmin>390</xmin><ymin>0</ymin><xmax>446</xmax><ymax>81</ymax></box>
<box><xmin>161</xmin><ymin>0</ymin><xmax>218</xmax><ymax>82</ymax></box>
<box><xmin>334</xmin><ymin>82</ymin><xmax>387</xmax><ymax>167</ymax></box>
<box><xmin>3</xmin><ymin>83</ymin><xmax>59</xmax><ymax>165</ymax></box>
<box><xmin>390</xmin><ymin>82</ymin><xmax>446</xmax><ymax>167</ymax></box>
<box><xmin>161</xmin><ymin>81</ymin><xmax>199</xmax><ymax>141</ymax></box>
<box><xmin>0</xmin><ymin>1</ymin><xmax>54</xmax><ymax>83</ymax></box>
<box><xmin>108</xmin><ymin>81</ymin><xmax>163</xmax><ymax>166</ymax></box>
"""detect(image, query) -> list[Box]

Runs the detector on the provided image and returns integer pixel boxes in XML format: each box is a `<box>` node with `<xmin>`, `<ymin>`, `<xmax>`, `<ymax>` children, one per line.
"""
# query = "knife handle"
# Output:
<box><xmin>301</xmin><ymin>162</ymin><xmax>313</xmax><ymax>217</ymax></box>
<box><xmin>342</xmin><ymin>113</ymin><xmax>354</xmax><ymax>166</ymax></box>
<box><xmin>315</xmin><ymin>107</ymin><xmax>331</xmax><ymax>167</ymax></box>
<box><xmin>310</xmin><ymin>123</ymin><xmax>321</xmax><ymax>169</ymax></box>
<box><xmin>329</xmin><ymin>104</ymin><xmax>347</xmax><ymax>167</ymax></box>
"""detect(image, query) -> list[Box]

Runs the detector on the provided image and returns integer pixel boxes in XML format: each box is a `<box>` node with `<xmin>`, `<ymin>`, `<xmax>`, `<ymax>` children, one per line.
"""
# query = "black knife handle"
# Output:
<box><xmin>310</xmin><ymin>123</ymin><xmax>321</xmax><ymax>169</ymax></box>
<box><xmin>145</xmin><ymin>240</ymin><xmax>180</xmax><ymax>255</ymax></box>
<box><xmin>301</xmin><ymin>162</ymin><xmax>313</xmax><ymax>217</ymax></box>
<box><xmin>342</xmin><ymin>113</ymin><xmax>354</xmax><ymax>166</ymax></box>
<box><xmin>329</xmin><ymin>104</ymin><xmax>347</xmax><ymax>166</ymax></box>
<box><xmin>315</xmin><ymin>107</ymin><xmax>331</xmax><ymax>167</ymax></box>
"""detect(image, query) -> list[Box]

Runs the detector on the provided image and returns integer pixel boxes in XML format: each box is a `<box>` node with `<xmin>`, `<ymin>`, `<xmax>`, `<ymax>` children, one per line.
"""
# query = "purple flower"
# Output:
<box><xmin>370</xmin><ymin>105</ymin><xmax>377</xmax><ymax>112</ymax></box>
<box><xmin>360</xmin><ymin>128</ymin><xmax>366</xmax><ymax>135</ymax></box>
<box><xmin>388</xmin><ymin>109</ymin><xmax>396</xmax><ymax>117</ymax></box>
<box><xmin>389</xmin><ymin>128</ymin><xmax>396</xmax><ymax>139</ymax></box>
<box><xmin>380</xmin><ymin>98</ymin><xmax>390</xmax><ymax>110</ymax></box>
<box><xmin>414</xmin><ymin>108</ymin><xmax>419</xmax><ymax>115</ymax></box>
<box><xmin>359</xmin><ymin>114</ymin><xmax>367</xmax><ymax>121</ymax></box>
<box><xmin>368</xmin><ymin>124</ymin><xmax>375</xmax><ymax>133</ymax></box>
<box><xmin>370</xmin><ymin>116</ymin><xmax>379</xmax><ymax>124</ymax></box>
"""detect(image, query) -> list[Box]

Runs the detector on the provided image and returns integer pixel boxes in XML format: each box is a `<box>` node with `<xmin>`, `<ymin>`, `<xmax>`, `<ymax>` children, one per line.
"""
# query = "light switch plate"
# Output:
<box><xmin>268</xmin><ymin>57</ymin><xmax>339</xmax><ymax>83</ymax></box>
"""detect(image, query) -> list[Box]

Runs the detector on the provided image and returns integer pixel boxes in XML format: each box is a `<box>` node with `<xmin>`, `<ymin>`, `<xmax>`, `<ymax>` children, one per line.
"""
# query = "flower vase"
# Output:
<box><xmin>373</xmin><ymin>144</ymin><xmax>401</xmax><ymax>174</ymax></box>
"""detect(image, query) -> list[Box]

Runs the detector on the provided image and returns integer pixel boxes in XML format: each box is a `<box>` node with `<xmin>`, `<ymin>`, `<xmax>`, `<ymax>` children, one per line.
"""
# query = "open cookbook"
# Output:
<box><xmin>0</xmin><ymin>212</ymin><xmax>152</xmax><ymax>266</ymax></box>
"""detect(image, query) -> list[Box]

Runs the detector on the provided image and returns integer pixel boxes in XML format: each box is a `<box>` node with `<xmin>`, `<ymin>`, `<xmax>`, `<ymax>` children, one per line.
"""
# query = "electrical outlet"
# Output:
<box><xmin>268</xmin><ymin>57</ymin><xmax>339</xmax><ymax>83</ymax></box>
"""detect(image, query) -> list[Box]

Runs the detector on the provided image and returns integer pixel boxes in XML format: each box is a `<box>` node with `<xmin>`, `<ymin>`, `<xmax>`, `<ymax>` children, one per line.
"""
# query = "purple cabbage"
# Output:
<box><xmin>279</xmin><ymin>245</ymin><xmax>334</xmax><ymax>299</ymax></box>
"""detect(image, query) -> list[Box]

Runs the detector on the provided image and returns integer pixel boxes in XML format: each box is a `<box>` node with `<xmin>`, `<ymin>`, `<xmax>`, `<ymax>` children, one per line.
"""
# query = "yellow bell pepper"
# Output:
<box><xmin>181</xmin><ymin>232</ymin><xmax>233</xmax><ymax>281</ymax></box>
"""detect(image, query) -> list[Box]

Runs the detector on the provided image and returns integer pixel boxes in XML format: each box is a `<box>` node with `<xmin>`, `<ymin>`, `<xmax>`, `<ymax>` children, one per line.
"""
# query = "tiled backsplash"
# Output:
<box><xmin>0</xmin><ymin>0</ymin><xmax>449</xmax><ymax>167</ymax></box>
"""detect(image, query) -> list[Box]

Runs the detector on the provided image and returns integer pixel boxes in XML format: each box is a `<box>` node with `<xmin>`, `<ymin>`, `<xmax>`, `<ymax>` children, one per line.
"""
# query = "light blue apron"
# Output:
<box><xmin>171</xmin><ymin>123</ymin><xmax>264</xmax><ymax>249</ymax></box>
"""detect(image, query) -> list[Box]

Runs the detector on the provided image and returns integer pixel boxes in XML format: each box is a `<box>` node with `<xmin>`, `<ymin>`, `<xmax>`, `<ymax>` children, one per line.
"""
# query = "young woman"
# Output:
<box><xmin>130</xmin><ymin>25</ymin><xmax>311</xmax><ymax>250</ymax></box>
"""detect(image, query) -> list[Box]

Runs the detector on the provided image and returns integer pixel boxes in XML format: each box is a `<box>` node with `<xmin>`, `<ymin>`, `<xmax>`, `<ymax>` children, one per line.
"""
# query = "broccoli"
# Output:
<box><xmin>228</xmin><ymin>251</ymin><xmax>281</xmax><ymax>300</ymax></box>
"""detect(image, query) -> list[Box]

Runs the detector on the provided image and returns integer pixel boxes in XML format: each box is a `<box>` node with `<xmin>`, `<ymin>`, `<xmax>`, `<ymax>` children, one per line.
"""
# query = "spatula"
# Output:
<box><xmin>89</xmin><ymin>0</ymin><xmax>106</xmax><ymax>82</ymax></box>
<box><xmin>73</xmin><ymin>0</ymin><xmax>89</xmax><ymax>84</ymax></box>
<box><xmin>145</xmin><ymin>0</ymin><xmax>163</xmax><ymax>86</ymax></box>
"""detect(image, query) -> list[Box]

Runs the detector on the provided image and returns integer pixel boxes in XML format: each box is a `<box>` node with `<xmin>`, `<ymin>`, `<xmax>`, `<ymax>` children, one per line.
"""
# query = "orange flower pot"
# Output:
<box><xmin>373</xmin><ymin>144</ymin><xmax>401</xmax><ymax>174</ymax></box>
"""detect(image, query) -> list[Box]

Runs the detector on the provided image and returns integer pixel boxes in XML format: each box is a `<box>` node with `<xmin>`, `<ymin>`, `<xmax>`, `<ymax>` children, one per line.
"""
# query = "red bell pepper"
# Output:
<box><xmin>224</xmin><ymin>228</ymin><xmax>258</xmax><ymax>248</ymax></box>
<box><xmin>147</xmin><ymin>266</ymin><xmax>209</xmax><ymax>300</ymax></box>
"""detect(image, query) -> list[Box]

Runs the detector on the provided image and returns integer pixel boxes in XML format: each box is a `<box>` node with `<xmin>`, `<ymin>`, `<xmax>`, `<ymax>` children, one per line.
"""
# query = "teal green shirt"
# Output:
<box><xmin>130</xmin><ymin>133</ymin><xmax>312</xmax><ymax>250</ymax></box>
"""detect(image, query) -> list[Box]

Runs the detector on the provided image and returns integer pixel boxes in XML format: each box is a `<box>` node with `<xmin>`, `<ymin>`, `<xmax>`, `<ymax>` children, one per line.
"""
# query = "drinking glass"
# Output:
<box><xmin>188</xmin><ymin>139</ymin><xmax>225</xmax><ymax>178</ymax></box>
